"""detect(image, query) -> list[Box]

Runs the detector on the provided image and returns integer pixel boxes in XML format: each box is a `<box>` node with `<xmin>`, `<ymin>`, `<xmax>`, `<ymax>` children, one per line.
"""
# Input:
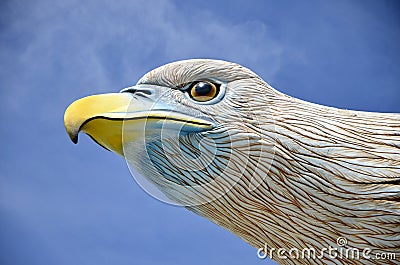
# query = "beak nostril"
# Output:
<box><xmin>120</xmin><ymin>86</ymin><xmax>153</xmax><ymax>96</ymax></box>
<box><xmin>121</xmin><ymin>87</ymin><xmax>137</xmax><ymax>94</ymax></box>
<box><xmin>136</xmin><ymin>88</ymin><xmax>153</xmax><ymax>96</ymax></box>
<box><xmin>136</xmin><ymin>89</ymin><xmax>152</xmax><ymax>96</ymax></box>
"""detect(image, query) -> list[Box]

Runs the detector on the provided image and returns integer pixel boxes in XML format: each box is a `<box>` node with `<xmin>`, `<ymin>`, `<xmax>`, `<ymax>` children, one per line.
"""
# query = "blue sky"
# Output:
<box><xmin>0</xmin><ymin>0</ymin><xmax>399</xmax><ymax>264</ymax></box>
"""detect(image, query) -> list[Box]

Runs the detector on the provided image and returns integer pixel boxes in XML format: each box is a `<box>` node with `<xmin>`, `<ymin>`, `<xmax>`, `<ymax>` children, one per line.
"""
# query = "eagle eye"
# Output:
<box><xmin>188</xmin><ymin>81</ymin><xmax>219</xmax><ymax>102</ymax></box>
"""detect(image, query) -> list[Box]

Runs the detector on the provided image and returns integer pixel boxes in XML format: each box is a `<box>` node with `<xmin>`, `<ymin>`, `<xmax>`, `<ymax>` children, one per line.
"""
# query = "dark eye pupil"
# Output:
<box><xmin>195</xmin><ymin>82</ymin><xmax>212</xmax><ymax>95</ymax></box>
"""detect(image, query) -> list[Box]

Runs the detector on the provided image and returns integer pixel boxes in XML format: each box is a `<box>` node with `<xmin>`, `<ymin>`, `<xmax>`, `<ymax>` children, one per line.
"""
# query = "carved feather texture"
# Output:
<box><xmin>125</xmin><ymin>59</ymin><xmax>399</xmax><ymax>264</ymax></box>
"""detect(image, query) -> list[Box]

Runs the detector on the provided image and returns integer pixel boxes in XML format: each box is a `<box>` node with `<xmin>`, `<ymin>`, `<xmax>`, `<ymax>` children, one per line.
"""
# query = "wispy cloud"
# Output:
<box><xmin>0</xmin><ymin>0</ymin><xmax>283</xmax><ymax>122</ymax></box>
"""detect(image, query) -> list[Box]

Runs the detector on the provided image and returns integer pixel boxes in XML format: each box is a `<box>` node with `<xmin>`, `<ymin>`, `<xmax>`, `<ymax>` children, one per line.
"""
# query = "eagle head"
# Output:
<box><xmin>64</xmin><ymin>59</ymin><xmax>276</xmax><ymax>205</ymax></box>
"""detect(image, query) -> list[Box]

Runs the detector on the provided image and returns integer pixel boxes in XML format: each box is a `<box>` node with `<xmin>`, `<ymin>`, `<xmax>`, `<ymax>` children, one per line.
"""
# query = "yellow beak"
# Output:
<box><xmin>64</xmin><ymin>93</ymin><xmax>133</xmax><ymax>155</ymax></box>
<box><xmin>64</xmin><ymin>92</ymin><xmax>214</xmax><ymax>156</ymax></box>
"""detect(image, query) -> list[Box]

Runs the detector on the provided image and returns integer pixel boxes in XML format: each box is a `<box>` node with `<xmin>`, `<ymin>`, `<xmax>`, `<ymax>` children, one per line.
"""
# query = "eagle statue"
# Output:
<box><xmin>64</xmin><ymin>59</ymin><xmax>399</xmax><ymax>264</ymax></box>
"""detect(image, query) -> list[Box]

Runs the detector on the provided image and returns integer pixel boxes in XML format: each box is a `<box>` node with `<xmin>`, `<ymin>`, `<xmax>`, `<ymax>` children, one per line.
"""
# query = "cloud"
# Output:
<box><xmin>0</xmin><ymin>0</ymin><xmax>283</xmax><ymax>123</ymax></box>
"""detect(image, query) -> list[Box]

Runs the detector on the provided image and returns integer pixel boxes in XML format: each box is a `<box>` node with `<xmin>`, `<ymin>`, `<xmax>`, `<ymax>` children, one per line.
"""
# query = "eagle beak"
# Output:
<box><xmin>64</xmin><ymin>90</ymin><xmax>214</xmax><ymax>156</ymax></box>
<box><xmin>64</xmin><ymin>93</ymin><xmax>132</xmax><ymax>155</ymax></box>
